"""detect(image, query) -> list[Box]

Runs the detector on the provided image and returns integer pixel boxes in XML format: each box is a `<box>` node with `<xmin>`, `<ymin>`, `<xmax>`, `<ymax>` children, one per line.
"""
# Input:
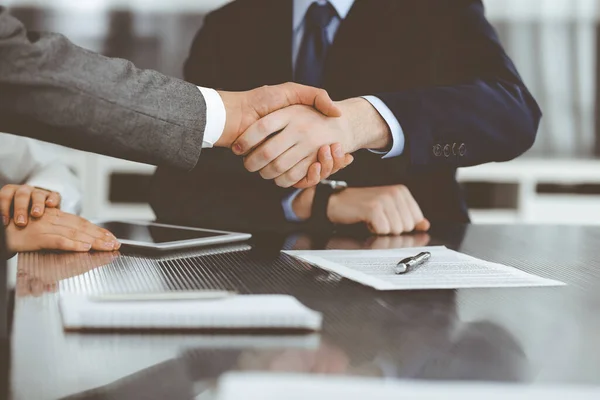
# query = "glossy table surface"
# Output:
<box><xmin>7</xmin><ymin>225</ymin><xmax>600</xmax><ymax>399</ymax></box>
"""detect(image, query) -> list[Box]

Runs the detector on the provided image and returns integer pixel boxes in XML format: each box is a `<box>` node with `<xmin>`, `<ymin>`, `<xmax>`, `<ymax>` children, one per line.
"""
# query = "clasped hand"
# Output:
<box><xmin>218</xmin><ymin>85</ymin><xmax>391</xmax><ymax>188</ymax></box>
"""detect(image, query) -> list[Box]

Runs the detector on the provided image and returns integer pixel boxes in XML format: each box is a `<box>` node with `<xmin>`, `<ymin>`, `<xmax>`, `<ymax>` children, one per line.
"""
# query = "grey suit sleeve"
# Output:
<box><xmin>0</xmin><ymin>7</ymin><xmax>206</xmax><ymax>170</ymax></box>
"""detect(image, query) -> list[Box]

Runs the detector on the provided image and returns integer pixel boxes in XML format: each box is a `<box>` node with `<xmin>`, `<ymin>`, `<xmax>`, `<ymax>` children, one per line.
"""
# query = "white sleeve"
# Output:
<box><xmin>0</xmin><ymin>134</ymin><xmax>82</xmax><ymax>214</ymax></box>
<box><xmin>0</xmin><ymin>133</ymin><xmax>39</xmax><ymax>185</ymax></box>
<box><xmin>362</xmin><ymin>95</ymin><xmax>405</xmax><ymax>158</ymax></box>
<box><xmin>197</xmin><ymin>87</ymin><xmax>226</xmax><ymax>148</ymax></box>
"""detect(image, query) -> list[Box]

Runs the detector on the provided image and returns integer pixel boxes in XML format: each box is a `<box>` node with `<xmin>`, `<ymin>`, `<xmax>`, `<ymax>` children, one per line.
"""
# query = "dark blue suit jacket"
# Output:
<box><xmin>151</xmin><ymin>0</ymin><xmax>541</xmax><ymax>232</ymax></box>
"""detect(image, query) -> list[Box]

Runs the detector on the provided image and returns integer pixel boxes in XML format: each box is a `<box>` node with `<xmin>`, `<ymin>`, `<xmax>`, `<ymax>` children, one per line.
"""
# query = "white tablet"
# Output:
<box><xmin>95</xmin><ymin>221</ymin><xmax>251</xmax><ymax>251</ymax></box>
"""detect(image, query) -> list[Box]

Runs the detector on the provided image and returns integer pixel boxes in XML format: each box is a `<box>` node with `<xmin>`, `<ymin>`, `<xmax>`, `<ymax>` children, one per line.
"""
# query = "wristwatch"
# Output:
<box><xmin>311</xmin><ymin>180</ymin><xmax>348</xmax><ymax>224</ymax></box>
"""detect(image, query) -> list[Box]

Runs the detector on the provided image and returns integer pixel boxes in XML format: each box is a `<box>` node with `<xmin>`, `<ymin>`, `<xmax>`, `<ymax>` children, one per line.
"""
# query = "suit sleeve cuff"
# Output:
<box><xmin>282</xmin><ymin>189</ymin><xmax>305</xmax><ymax>222</ymax></box>
<box><xmin>362</xmin><ymin>95</ymin><xmax>405</xmax><ymax>158</ymax></box>
<box><xmin>197</xmin><ymin>86</ymin><xmax>226</xmax><ymax>148</ymax></box>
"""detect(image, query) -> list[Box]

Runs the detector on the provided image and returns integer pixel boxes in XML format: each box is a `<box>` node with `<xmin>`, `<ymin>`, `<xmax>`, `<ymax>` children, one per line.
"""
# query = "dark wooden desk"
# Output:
<box><xmin>8</xmin><ymin>225</ymin><xmax>600</xmax><ymax>399</ymax></box>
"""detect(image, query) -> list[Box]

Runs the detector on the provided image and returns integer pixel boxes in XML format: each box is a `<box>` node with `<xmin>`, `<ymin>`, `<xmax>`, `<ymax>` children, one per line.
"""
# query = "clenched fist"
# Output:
<box><xmin>327</xmin><ymin>185</ymin><xmax>430</xmax><ymax>235</ymax></box>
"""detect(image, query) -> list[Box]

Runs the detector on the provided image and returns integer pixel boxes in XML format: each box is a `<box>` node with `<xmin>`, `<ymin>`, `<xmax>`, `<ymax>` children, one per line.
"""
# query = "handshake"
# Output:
<box><xmin>215</xmin><ymin>83</ymin><xmax>392</xmax><ymax>188</ymax></box>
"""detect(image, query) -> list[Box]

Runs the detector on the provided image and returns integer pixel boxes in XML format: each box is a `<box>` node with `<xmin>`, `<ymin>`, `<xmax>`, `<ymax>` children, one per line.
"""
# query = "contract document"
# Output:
<box><xmin>283</xmin><ymin>246</ymin><xmax>564</xmax><ymax>291</ymax></box>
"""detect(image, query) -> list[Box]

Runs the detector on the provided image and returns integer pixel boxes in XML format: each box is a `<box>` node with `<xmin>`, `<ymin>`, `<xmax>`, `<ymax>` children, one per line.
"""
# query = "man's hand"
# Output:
<box><xmin>293</xmin><ymin>143</ymin><xmax>354</xmax><ymax>189</ymax></box>
<box><xmin>6</xmin><ymin>208</ymin><xmax>120</xmax><ymax>253</ymax></box>
<box><xmin>216</xmin><ymin>83</ymin><xmax>353</xmax><ymax>187</ymax></box>
<box><xmin>234</xmin><ymin>97</ymin><xmax>391</xmax><ymax>188</ymax></box>
<box><xmin>293</xmin><ymin>185</ymin><xmax>430</xmax><ymax>236</ymax></box>
<box><xmin>0</xmin><ymin>184</ymin><xmax>61</xmax><ymax>226</ymax></box>
<box><xmin>215</xmin><ymin>83</ymin><xmax>342</xmax><ymax>149</ymax></box>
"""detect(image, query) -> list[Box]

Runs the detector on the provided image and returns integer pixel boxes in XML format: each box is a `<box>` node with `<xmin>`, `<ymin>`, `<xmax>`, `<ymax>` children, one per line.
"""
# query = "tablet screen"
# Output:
<box><xmin>97</xmin><ymin>222</ymin><xmax>227</xmax><ymax>244</ymax></box>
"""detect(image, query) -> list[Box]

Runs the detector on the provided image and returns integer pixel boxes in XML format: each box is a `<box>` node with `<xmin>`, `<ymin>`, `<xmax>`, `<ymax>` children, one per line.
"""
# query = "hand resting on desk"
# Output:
<box><xmin>292</xmin><ymin>184</ymin><xmax>431</xmax><ymax>236</ymax></box>
<box><xmin>5</xmin><ymin>208</ymin><xmax>120</xmax><ymax>254</ymax></box>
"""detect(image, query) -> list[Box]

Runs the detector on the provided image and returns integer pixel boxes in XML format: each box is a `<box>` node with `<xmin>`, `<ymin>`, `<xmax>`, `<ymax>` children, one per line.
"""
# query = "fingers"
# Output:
<box><xmin>254</xmin><ymin>142</ymin><xmax>307</xmax><ymax>179</ymax></box>
<box><xmin>51</xmin><ymin>212</ymin><xmax>120</xmax><ymax>251</ymax></box>
<box><xmin>293</xmin><ymin>163</ymin><xmax>322</xmax><ymax>189</ymax></box>
<box><xmin>291</xmin><ymin>146</ymin><xmax>331</xmax><ymax>189</ymax></box>
<box><xmin>46</xmin><ymin>191</ymin><xmax>61</xmax><ymax>208</ymax></box>
<box><xmin>279</xmin><ymin>82</ymin><xmax>342</xmax><ymax>118</ymax></box>
<box><xmin>263</xmin><ymin>145</ymin><xmax>332</xmax><ymax>184</ymax></box>
<box><xmin>383</xmin><ymin>196</ymin><xmax>404</xmax><ymax>236</ymax></box>
<box><xmin>40</xmin><ymin>226</ymin><xmax>118</xmax><ymax>252</ymax></box>
<box><xmin>233</xmin><ymin>108</ymin><xmax>291</xmax><ymax>157</ymax></box>
<box><xmin>329</xmin><ymin>143</ymin><xmax>353</xmax><ymax>176</ymax></box>
<box><xmin>363</xmin><ymin>186</ymin><xmax>429</xmax><ymax>236</ymax></box>
<box><xmin>291</xmin><ymin>144</ymin><xmax>354</xmax><ymax>189</ymax></box>
<box><xmin>367</xmin><ymin>203</ymin><xmax>390</xmax><ymax>236</ymax></box>
<box><xmin>0</xmin><ymin>185</ymin><xmax>61</xmax><ymax>224</ymax></box>
<box><xmin>341</xmin><ymin>155</ymin><xmax>354</xmax><ymax>171</ymax></box>
<box><xmin>13</xmin><ymin>185</ymin><xmax>34</xmax><ymax>226</ymax></box>
<box><xmin>6</xmin><ymin>210</ymin><xmax>119</xmax><ymax>253</ymax></box>
<box><xmin>317</xmin><ymin>146</ymin><xmax>334</xmax><ymax>181</ymax></box>
<box><xmin>38</xmin><ymin>232</ymin><xmax>94</xmax><ymax>252</ymax></box>
<box><xmin>274</xmin><ymin>156</ymin><xmax>318</xmax><ymax>188</ymax></box>
<box><xmin>30</xmin><ymin>188</ymin><xmax>50</xmax><ymax>218</ymax></box>
<box><xmin>397</xmin><ymin>186</ymin><xmax>430</xmax><ymax>232</ymax></box>
<box><xmin>0</xmin><ymin>184</ymin><xmax>18</xmax><ymax>226</ymax></box>
<box><xmin>415</xmin><ymin>219</ymin><xmax>431</xmax><ymax>232</ymax></box>
<box><xmin>394</xmin><ymin>195</ymin><xmax>416</xmax><ymax>234</ymax></box>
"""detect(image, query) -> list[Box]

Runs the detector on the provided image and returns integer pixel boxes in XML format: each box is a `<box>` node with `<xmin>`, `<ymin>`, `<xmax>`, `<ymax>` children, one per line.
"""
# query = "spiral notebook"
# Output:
<box><xmin>59</xmin><ymin>293</ymin><xmax>322</xmax><ymax>332</ymax></box>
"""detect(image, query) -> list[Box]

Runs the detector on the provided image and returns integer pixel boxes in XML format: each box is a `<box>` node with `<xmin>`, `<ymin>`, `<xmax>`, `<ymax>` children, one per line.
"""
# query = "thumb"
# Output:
<box><xmin>415</xmin><ymin>218</ymin><xmax>431</xmax><ymax>232</ymax></box>
<box><xmin>343</xmin><ymin>154</ymin><xmax>354</xmax><ymax>167</ymax></box>
<box><xmin>280</xmin><ymin>83</ymin><xmax>342</xmax><ymax>117</ymax></box>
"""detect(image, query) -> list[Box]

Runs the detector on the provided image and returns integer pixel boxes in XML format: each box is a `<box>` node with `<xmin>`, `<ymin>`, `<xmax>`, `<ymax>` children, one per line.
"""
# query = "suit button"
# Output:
<box><xmin>443</xmin><ymin>144</ymin><xmax>451</xmax><ymax>157</ymax></box>
<box><xmin>452</xmin><ymin>143</ymin><xmax>458</xmax><ymax>155</ymax></box>
<box><xmin>459</xmin><ymin>143</ymin><xmax>467</xmax><ymax>156</ymax></box>
<box><xmin>433</xmin><ymin>144</ymin><xmax>442</xmax><ymax>157</ymax></box>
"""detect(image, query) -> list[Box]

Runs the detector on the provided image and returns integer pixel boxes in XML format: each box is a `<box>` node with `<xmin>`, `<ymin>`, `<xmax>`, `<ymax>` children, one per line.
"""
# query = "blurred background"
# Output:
<box><xmin>4</xmin><ymin>0</ymin><xmax>600</xmax><ymax>225</ymax></box>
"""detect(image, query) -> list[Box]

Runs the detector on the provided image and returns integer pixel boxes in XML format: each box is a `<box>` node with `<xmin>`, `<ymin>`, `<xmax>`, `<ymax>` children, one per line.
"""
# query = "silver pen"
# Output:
<box><xmin>394</xmin><ymin>252</ymin><xmax>431</xmax><ymax>274</ymax></box>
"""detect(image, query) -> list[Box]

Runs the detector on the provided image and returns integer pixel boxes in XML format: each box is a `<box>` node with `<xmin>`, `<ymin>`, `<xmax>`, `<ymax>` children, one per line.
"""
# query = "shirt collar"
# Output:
<box><xmin>293</xmin><ymin>0</ymin><xmax>355</xmax><ymax>31</ymax></box>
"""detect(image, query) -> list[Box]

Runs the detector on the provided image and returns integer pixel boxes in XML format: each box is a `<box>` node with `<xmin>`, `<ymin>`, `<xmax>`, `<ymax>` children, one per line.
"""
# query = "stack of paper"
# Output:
<box><xmin>284</xmin><ymin>246</ymin><xmax>564</xmax><ymax>291</ymax></box>
<box><xmin>59</xmin><ymin>294</ymin><xmax>322</xmax><ymax>332</ymax></box>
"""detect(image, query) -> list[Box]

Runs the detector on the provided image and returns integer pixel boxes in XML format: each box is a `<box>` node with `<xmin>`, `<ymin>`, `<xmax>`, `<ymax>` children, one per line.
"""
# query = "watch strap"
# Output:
<box><xmin>311</xmin><ymin>183</ymin><xmax>335</xmax><ymax>224</ymax></box>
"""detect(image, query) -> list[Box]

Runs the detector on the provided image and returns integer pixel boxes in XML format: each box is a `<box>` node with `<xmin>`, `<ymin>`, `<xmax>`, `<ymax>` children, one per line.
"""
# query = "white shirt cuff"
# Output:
<box><xmin>282</xmin><ymin>189</ymin><xmax>305</xmax><ymax>222</ymax></box>
<box><xmin>197</xmin><ymin>86</ymin><xmax>226</xmax><ymax>148</ymax></box>
<box><xmin>362</xmin><ymin>95</ymin><xmax>405</xmax><ymax>159</ymax></box>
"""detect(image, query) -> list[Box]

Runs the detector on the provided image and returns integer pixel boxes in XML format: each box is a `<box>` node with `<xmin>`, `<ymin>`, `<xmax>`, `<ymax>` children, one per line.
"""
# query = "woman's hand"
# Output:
<box><xmin>6</xmin><ymin>208</ymin><xmax>120</xmax><ymax>253</ymax></box>
<box><xmin>0</xmin><ymin>184</ymin><xmax>61</xmax><ymax>226</ymax></box>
